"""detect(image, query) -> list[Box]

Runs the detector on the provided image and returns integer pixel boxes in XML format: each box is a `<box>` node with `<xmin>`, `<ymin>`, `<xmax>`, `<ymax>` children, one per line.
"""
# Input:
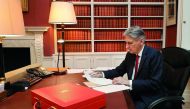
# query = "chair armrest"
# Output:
<box><xmin>147</xmin><ymin>96</ymin><xmax>184</xmax><ymax>109</ymax></box>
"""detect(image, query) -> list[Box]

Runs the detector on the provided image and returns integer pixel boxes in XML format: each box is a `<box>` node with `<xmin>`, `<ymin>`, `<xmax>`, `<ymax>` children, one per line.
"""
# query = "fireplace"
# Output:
<box><xmin>3</xmin><ymin>47</ymin><xmax>31</xmax><ymax>72</ymax></box>
<box><xmin>2</xmin><ymin>26</ymin><xmax>49</xmax><ymax>66</ymax></box>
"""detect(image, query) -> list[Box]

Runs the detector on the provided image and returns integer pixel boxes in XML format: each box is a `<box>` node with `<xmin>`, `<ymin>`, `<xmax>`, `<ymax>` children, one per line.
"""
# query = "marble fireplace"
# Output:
<box><xmin>2</xmin><ymin>26</ymin><xmax>49</xmax><ymax>64</ymax></box>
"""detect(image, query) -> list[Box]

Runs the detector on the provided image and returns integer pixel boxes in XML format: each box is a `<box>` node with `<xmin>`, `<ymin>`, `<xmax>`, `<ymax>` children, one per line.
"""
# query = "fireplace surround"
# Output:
<box><xmin>2</xmin><ymin>26</ymin><xmax>49</xmax><ymax>64</ymax></box>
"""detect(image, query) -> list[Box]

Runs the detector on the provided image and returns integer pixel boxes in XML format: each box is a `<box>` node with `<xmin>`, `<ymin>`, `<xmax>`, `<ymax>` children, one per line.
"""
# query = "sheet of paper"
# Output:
<box><xmin>83</xmin><ymin>70</ymin><xmax>112</xmax><ymax>85</ymax></box>
<box><xmin>83</xmin><ymin>70</ymin><xmax>130</xmax><ymax>93</ymax></box>
<box><xmin>67</xmin><ymin>69</ymin><xmax>85</xmax><ymax>74</ymax></box>
<box><xmin>93</xmin><ymin>67</ymin><xmax>114</xmax><ymax>71</ymax></box>
<box><xmin>83</xmin><ymin>81</ymin><xmax>101</xmax><ymax>88</ymax></box>
<box><xmin>93</xmin><ymin>84</ymin><xmax>130</xmax><ymax>93</ymax></box>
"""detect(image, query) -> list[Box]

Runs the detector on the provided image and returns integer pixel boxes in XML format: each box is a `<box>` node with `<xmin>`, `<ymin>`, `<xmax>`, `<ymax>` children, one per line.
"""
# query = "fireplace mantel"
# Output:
<box><xmin>3</xmin><ymin>26</ymin><xmax>49</xmax><ymax>64</ymax></box>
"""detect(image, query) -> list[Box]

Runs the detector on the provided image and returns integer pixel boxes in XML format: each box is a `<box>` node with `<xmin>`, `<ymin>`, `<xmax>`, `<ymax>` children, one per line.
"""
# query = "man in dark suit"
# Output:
<box><xmin>90</xmin><ymin>26</ymin><xmax>165</xmax><ymax>109</ymax></box>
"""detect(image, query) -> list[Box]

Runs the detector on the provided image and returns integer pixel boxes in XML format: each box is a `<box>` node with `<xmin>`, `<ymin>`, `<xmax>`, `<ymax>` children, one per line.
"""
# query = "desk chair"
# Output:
<box><xmin>148</xmin><ymin>47</ymin><xmax>190</xmax><ymax>109</ymax></box>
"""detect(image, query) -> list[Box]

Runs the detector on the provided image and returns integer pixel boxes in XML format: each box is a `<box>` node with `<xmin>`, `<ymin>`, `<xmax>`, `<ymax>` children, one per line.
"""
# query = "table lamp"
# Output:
<box><xmin>49</xmin><ymin>1</ymin><xmax>77</xmax><ymax>74</ymax></box>
<box><xmin>0</xmin><ymin>0</ymin><xmax>25</xmax><ymax>91</ymax></box>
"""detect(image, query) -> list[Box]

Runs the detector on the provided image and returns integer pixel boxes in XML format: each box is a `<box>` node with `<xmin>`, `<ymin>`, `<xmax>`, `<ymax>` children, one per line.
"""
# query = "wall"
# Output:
<box><xmin>23</xmin><ymin>0</ymin><xmax>54</xmax><ymax>56</ymax></box>
<box><xmin>166</xmin><ymin>25</ymin><xmax>177</xmax><ymax>47</ymax></box>
<box><xmin>165</xmin><ymin>0</ymin><xmax>178</xmax><ymax>47</ymax></box>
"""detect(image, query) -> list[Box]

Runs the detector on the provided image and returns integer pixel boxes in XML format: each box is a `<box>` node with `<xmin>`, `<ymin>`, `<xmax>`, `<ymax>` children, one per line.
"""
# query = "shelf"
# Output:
<box><xmin>64</xmin><ymin>28</ymin><xmax>91</xmax><ymax>30</ymax></box>
<box><xmin>93</xmin><ymin>2</ymin><xmax>129</xmax><ymax>5</ymax></box>
<box><xmin>76</xmin><ymin>16</ymin><xmax>91</xmax><ymax>18</ymax></box>
<box><xmin>94</xmin><ymin>28</ymin><xmax>127</xmax><ymax>30</ymax></box>
<box><xmin>94</xmin><ymin>16</ymin><xmax>128</xmax><ymax>18</ymax></box>
<box><xmin>56</xmin><ymin>0</ymin><xmax>166</xmax><ymax>53</ymax></box>
<box><xmin>131</xmin><ymin>16</ymin><xmax>164</xmax><ymax>18</ymax></box>
<box><xmin>94</xmin><ymin>40</ymin><xmax>125</xmax><ymax>41</ymax></box>
<box><xmin>130</xmin><ymin>2</ymin><xmax>164</xmax><ymax>5</ymax></box>
<box><xmin>65</xmin><ymin>40</ymin><xmax>91</xmax><ymax>42</ymax></box>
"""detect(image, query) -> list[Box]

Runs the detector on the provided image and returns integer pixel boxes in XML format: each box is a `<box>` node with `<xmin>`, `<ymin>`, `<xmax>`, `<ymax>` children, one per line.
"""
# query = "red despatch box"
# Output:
<box><xmin>31</xmin><ymin>83</ymin><xmax>106</xmax><ymax>109</ymax></box>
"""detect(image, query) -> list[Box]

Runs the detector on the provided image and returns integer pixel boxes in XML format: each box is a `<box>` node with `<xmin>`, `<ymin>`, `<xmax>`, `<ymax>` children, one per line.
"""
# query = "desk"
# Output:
<box><xmin>0</xmin><ymin>73</ymin><xmax>135</xmax><ymax>109</ymax></box>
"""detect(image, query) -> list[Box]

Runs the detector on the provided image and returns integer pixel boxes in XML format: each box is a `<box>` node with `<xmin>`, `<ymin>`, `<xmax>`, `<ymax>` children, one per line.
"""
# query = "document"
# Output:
<box><xmin>93</xmin><ymin>84</ymin><xmax>130</xmax><ymax>94</ymax></box>
<box><xmin>92</xmin><ymin>67</ymin><xmax>114</xmax><ymax>72</ymax></box>
<box><xmin>83</xmin><ymin>70</ymin><xmax>130</xmax><ymax>93</ymax></box>
<box><xmin>67</xmin><ymin>69</ymin><xmax>85</xmax><ymax>74</ymax></box>
<box><xmin>83</xmin><ymin>70</ymin><xmax>112</xmax><ymax>85</ymax></box>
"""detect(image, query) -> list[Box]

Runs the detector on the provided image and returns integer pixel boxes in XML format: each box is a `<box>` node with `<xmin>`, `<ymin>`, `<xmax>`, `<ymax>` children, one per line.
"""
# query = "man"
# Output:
<box><xmin>90</xmin><ymin>26</ymin><xmax>165</xmax><ymax>109</ymax></box>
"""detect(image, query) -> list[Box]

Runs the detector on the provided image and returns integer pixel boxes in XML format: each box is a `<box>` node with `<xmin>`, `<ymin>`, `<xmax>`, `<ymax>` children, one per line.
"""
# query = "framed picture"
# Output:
<box><xmin>166</xmin><ymin>0</ymin><xmax>177</xmax><ymax>26</ymax></box>
<box><xmin>21</xmin><ymin>0</ymin><xmax>28</xmax><ymax>12</ymax></box>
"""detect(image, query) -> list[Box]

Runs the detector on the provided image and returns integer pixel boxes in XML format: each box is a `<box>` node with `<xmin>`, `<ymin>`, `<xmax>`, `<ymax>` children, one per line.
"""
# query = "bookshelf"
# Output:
<box><xmin>54</xmin><ymin>0</ymin><xmax>166</xmax><ymax>68</ymax></box>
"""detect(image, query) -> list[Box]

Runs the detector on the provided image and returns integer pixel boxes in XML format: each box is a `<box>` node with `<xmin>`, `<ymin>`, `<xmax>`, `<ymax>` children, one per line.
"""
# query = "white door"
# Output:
<box><xmin>181</xmin><ymin>0</ymin><xmax>190</xmax><ymax>50</ymax></box>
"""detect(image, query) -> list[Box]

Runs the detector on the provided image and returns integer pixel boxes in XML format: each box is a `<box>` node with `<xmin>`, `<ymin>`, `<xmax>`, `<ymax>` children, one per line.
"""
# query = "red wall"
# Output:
<box><xmin>23</xmin><ymin>0</ymin><xmax>54</xmax><ymax>56</ymax></box>
<box><xmin>166</xmin><ymin>25</ymin><xmax>177</xmax><ymax>47</ymax></box>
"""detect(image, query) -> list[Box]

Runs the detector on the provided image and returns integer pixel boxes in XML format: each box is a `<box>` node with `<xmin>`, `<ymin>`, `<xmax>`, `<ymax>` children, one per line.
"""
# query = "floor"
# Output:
<box><xmin>183</xmin><ymin>78</ymin><xmax>190</xmax><ymax>109</ymax></box>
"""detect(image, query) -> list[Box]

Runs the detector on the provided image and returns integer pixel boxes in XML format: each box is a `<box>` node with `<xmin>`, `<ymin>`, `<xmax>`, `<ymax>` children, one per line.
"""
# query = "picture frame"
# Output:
<box><xmin>166</xmin><ymin>0</ymin><xmax>177</xmax><ymax>26</ymax></box>
<box><xmin>21</xmin><ymin>0</ymin><xmax>28</xmax><ymax>12</ymax></box>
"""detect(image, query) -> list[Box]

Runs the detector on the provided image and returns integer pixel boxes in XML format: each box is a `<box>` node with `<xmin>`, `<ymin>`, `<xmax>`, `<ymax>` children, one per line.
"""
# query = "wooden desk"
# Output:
<box><xmin>0</xmin><ymin>73</ymin><xmax>135</xmax><ymax>109</ymax></box>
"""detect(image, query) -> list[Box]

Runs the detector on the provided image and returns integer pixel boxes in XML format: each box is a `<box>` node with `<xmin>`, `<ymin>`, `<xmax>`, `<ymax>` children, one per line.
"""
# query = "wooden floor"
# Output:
<box><xmin>183</xmin><ymin>78</ymin><xmax>190</xmax><ymax>109</ymax></box>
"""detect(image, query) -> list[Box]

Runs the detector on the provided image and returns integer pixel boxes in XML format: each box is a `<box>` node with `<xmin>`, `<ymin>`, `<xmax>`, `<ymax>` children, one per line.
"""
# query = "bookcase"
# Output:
<box><xmin>53</xmin><ymin>0</ymin><xmax>166</xmax><ymax>68</ymax></box>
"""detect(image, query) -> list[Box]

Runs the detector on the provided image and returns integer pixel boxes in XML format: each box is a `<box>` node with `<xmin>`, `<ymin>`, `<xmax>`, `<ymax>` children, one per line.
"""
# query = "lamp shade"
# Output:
<box><xmin>0</xmin><ymin>0</ymin><xmax>25</xmax><ymax>36</ymax></box>
<box><xmin>49</xmin><ymin>1</ymin><xmax>77</xmax><ymax>25</ymax></box>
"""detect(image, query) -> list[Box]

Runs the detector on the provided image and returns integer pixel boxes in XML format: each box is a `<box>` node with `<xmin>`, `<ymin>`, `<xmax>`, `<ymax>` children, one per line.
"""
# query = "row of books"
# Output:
<box><xmin>94</xmin><ymin>18</ymin><xmax>128</xmax><ymax>28</ymax></box>
<box><xmin>60</xmin><ymin>29</ymin><xmax>162</xmax><ymax>40</ymax></box>
<box><xmin>74</xmin><ymin>5</ymin><xmax>90</xmax><ymax>16</ymax></box>
<box><xmin>145</xmin><ymin>42</ymin><xmax>162</xmax><ymax>50</ymax></box>
<box><xmin>61</xmin><ymin>0</ymin><xmax>91</xmax><ymax>1</ymax></box>
<box><xmin>74</xmin><ymin>6</ymin><xmax>91</xmax><ymax>16</ymax></box>
<box><xmin>94</xmin><ymin>0</ymin><xmax>163</xmax><ymax>2</ymax></box>
<box><xmin>94</xmin><ymin>6</ymin><xmax>128</xmax><ymax>16</ymax></box>
<box><xmin>131</xmin><ymin>0</ymin><xmax>164</xmax><ymax>2</ymax></box>
<box><xmin>60</xmin><ymin>41</ymin><xmax>162</xmax><ymax>52</ymax></box>
<box><xmin>94</xmin><ymin>42</ymin><xmax>126</xmax><ymax>52</ymax></box>
<box><xmin>94</xmin><ymin>30</ymin><xmax>124</xmax><ymax>40</ymax></box>
<box><xmin>66</xmin><ymin>18</ymin><xmax>91</xmax><ymax>28</ymax></box>
<box><xmin>74</xmin><ymin>6</ymin><xmax>163</xmax><ymax>16</ymax></box>
<box><xmin>65</xmin><ymin>18</ymin><xmax>163</xmax><ymax>28</ymax></box>
<box><xmin>131</xmin><ymin>18</ymin><xmax>163</xmax><ymax>27</ymax></box>
<box><xmin>94</xmin><ymin>0</ymin><xmax>128</xmax><ymax>2</ymax></box>
<box><xmin>64</xmin><ymin>30</ymin><xmax>91</xmax><ymax>40</ymax></box>
<box><xmin>61</xmin><ymin>0</ymin><xmax>163</xmax><ymax>2</ymax></box>
<box><xmin>144</xmin><ymin>30</ymin><xmax>162</xmax><ymax>39</ymax></box>
<box><xmin>131</xmin><ymin>6</ymin><xmax>163</xmax><ymax>16</ymax></box>
<box><xmin>64</xmin><ymin>42</ymin><xmax>92</xmax><ymax>52</ymax></box>
<box><xmin>57</xmin><ymin>30</ymin><xmax>91</xmax><ymax>40</ymax></box>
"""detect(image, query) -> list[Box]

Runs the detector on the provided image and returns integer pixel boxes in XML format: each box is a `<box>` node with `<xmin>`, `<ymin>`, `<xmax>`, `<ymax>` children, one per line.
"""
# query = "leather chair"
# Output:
<box><xmin>148</xmin><ymin>47</ymin><xmax>190</xmax><ymax>109</ymax></box>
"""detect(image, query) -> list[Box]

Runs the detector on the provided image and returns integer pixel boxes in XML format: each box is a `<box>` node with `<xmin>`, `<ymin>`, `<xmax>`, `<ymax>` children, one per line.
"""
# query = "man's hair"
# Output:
<box><xmin>123</xmin><ymin>26</ymin><xmax>146</xmax><ymax>40</ymax></box>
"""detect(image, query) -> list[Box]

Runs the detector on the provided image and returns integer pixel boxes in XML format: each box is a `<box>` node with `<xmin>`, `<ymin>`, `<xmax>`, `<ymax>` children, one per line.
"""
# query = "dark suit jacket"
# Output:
<box><xmin>103</xmin><ymin>46</ymin><xmax>165</xmax><ymax>106</ymax></box>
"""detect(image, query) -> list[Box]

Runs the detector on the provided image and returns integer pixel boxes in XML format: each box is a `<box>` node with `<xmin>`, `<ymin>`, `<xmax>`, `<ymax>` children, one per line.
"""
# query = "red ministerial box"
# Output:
<box><xmin>31</xmin><ymin>83</ymin><xmax>106</xmax><ymax>109</ymax></box>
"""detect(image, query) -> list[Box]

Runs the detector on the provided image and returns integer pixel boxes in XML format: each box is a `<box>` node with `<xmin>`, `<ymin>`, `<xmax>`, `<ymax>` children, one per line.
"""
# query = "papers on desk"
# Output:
<box><xmin>93</xmin><ymin>84</ymin><xmax>130</xmax><ymax>93</ymax></box>
<box><xmin>84</xmin><ymin>70</ymin><xmax>112</xmax><ymax>85</ymax></box>
<box><xmin>67</xmin><ymin>69</ymin><xmax>84</xmax><ymax>74</ymax></box>
<box><xmin>92</xmin><ymin>67</ymin><xmax>114</xmax><ymax>72</ymax></box>
<box><xmin>83</xmin><ymin>70</ymin><xmax>130</xmax><ymax>93</ymax></box>
<box><xmin>67</xmin><ymin>67</ymin><xmax>114</xmax><ymax>74</ymax></box>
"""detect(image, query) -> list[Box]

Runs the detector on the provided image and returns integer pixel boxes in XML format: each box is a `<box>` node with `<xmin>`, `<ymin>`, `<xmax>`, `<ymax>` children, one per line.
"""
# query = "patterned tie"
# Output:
<box><xmin>134</xmin><ymin>55</ymin><xmax>139</xmax><ymax>79</ymax></box>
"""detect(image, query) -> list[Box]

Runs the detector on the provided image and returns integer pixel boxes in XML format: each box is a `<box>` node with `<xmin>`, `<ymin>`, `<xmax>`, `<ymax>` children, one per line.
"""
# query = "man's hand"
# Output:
<box><xmin>112</xmin><ymin>77</ymin><xmax>130</xmax><ymax>86</ymax></box>
<box><xmin>89</xmin><ymin>71</ymin><xmax>103</xmax><ymax>78</ymax></box>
